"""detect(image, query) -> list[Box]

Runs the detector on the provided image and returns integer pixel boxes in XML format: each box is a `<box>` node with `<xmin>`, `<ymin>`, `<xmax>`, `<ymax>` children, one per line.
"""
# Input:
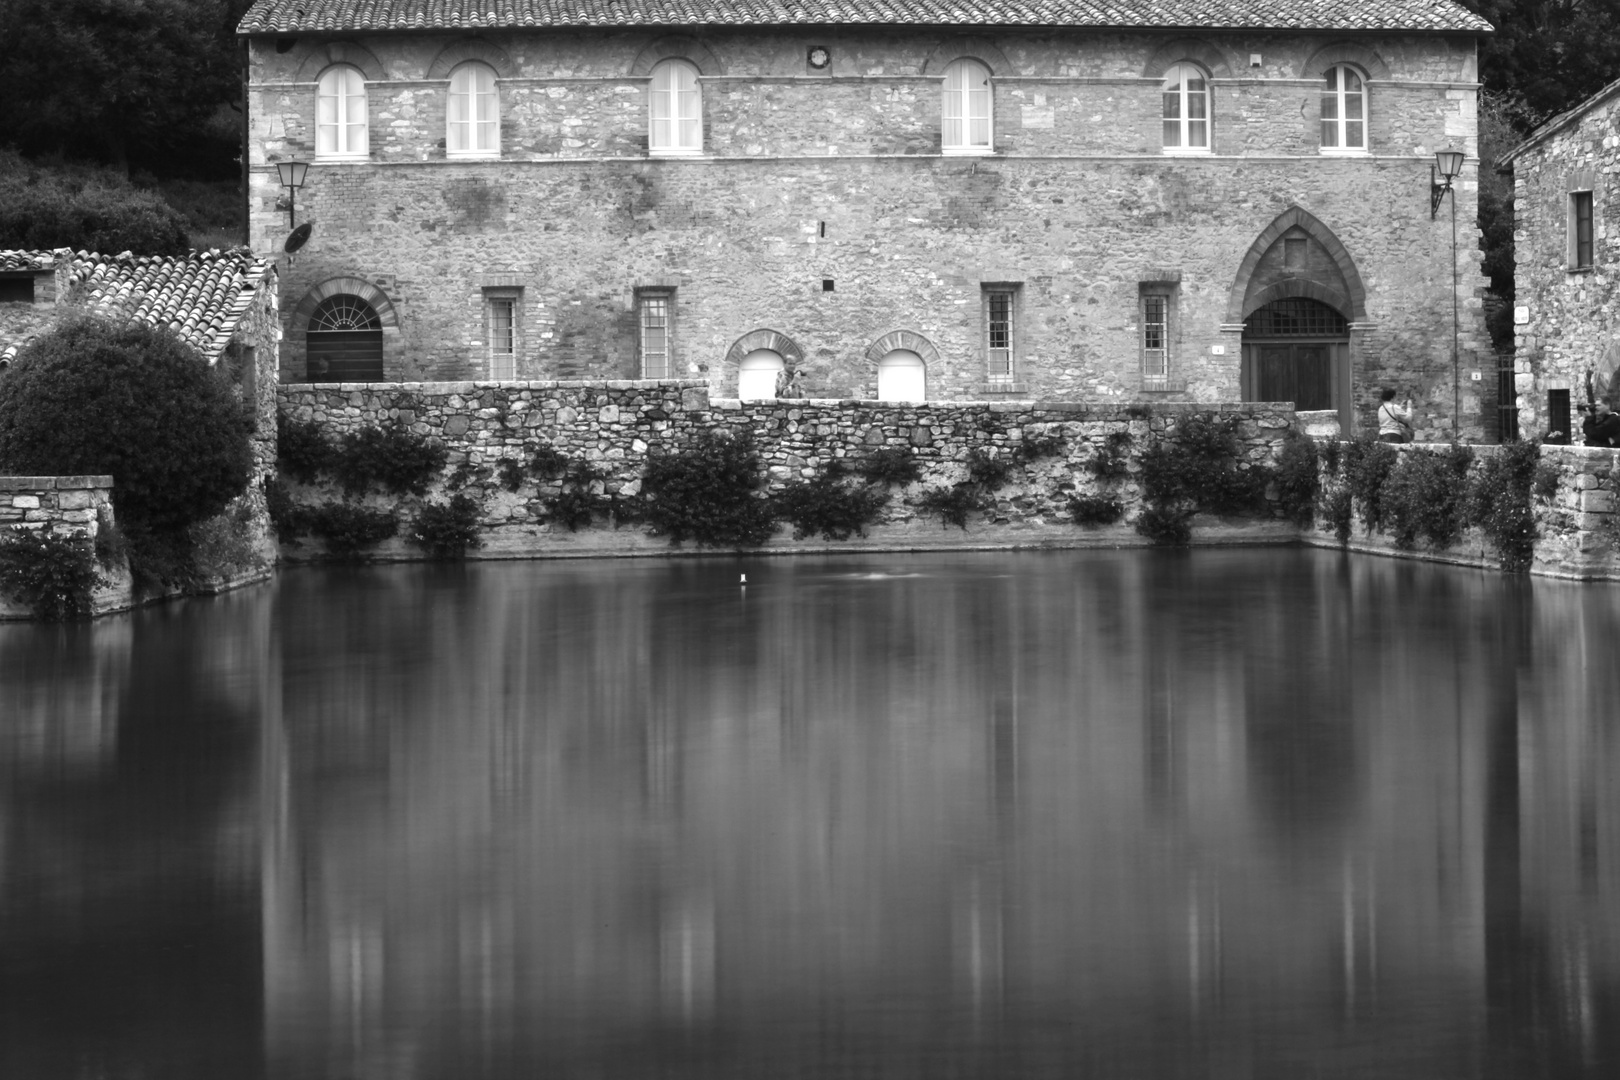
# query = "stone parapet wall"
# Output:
<box><xmin>0</xmin><ymin>475</ymin><xmax>133</xmax><ymax>619</ymax></box>
<box><xmin>1302</xmin><ymin>442</ymin><xmax>1620</xmax><ymax>580</ymax></box>
<box><xmin>276</xmin><ymin>381</ymin><xmax>1300</xmax><ymax>559</ymax></box>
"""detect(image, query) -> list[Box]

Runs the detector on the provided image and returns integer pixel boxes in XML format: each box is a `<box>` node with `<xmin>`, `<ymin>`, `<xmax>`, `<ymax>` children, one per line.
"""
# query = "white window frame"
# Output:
<box><xmin>1569</xmin><ymin>189</ymin><xmax>1595</xmax><ymax>270</ymax></box>
<box><xmin>448</xmin><ymin>62</ymin><xmax>500</xmax><ymax>158</ymax></box>
<box><xmin>984</xmin><ymin>286</ymin><xmax>1016</xmax><ymax>382</ymax></box>
<box><xmin>486</xmin><ymin>291</ymin><xmax>518</xmax><ymax>379</ymax></box>
<box><xmin>649</xmin><ymin>59</ymin><xmax>703</xmax><ymax>156</ymax></box>
<box><xmin>316</xmin><ymin>64</ymin><xmax>368</xmax><ymax>161</ymax></box>
<box><xmin>1142</xmin><ymin>292</ymin><xmax>1172</xmax><ymax>383</ymax></box>
<box><xmin>639</xmin><ymin>291</ymin><xmax>674</xmax><ymax>378</ymax></box>
<box><xmin>942</xmin><ymin>58</ymin><xmax>993</xmax><ymax>155</ymax></box>
<box><xmin>1161</xmin><ymin>62</ymin><xmax>1210</xmax><ymax>154</ymax></box>
<box><xmin>1320</xmin><ymin>64</ymin><xmax>1367</xmax><ymax>155</ymax></box>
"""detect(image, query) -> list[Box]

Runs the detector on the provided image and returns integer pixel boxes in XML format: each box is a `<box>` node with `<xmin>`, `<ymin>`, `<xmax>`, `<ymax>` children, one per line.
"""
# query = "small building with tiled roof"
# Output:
<box><xmin>1497</xmin><ymin>77</ymin><xmax>1620</xmax><ymax>441</ymax></box>
<box><xmin>240</xmin><ymin>0</ymin><xmax>1495</xmax><ymax>437</ymax></box>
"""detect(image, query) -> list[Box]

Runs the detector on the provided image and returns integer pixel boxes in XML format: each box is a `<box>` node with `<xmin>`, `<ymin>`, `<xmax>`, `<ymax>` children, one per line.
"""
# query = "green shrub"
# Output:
<box><xmin>1086</xmin><ymin>431</ymin><xmax>1133</xmax><ymax>481</ymax></box>
<box><xmin>0</xmin><ymin>151</ymin><xmax>191</xmax><ymax>255</ymax></box>
<box><xmin>1343</xmin><ymin>435</ymin><xmax>1399</xmax><ymax>533</ymax></box>
<box><xmin>93</xmin><ymin>507</ymin><xmax>126</xmax><ymax>569</ymax></box>
<box><xmin>444</xmin><ymin>460</ymin><xmax>492</xmax><ymax>492</ymax></box>
<box><xmin>1138</xmin><ymin>413</ymin><xmax>1266</xmax><ymax>521</ymax></box>
<box><xmin>542</xmin><ymin>487</ymin><xmax>604</xmax><ymax>532</ymax></box>
<box><xmin>1274</xmin><ymin>430</ymin><xmax>1321</xmax><ymax>527</ymax></box>
<box><xmin>0</xmin><ymin>527</ymin><xmax>101</xmax><ymax>620</ymax></box>
<box><xmin>1067</xmin><ymin>494</ymin><xmax>1124</xmax><ymax>526</ymax></box>
<box><xmin>529</xmin><ymin>445</ymin><xmax>572</xmax><ymax>480</ymax></box>
<box><xmin>188</xmin><ymin>502</ymin><xmax>260</xmax><ymax>581</ymax></box>
<box><xmin>1015</xmin><ymin>431</ymin><xmax>1067</xmax><ymax>462</ymax></box>
<box><xmin>1320</xmin><ymin>483</ymin><xmax>1354</xmax><ymax>545</ymax></box>
<box><xmin>305</xmin><ymin>503</ymin><xmax>397</xmax><ymax>560</ymax></box>
<box><xmin>1321</xmin><ymin>439</ymin><xmax>1343</xmax><ymax>476</ymax></box>
<box><xmin>276</xmin><ymin>413</ymin><xmax>335</xmax><ymax>485</ymax></box>
<box><xmin>409</xmin><ymin>494</ymin><xmax>482</xmax><ymax>560</ymax></box>
<box><xmin>1134</xmin><ymin>505</ymin><xmax>1193</xmax><ymax>546</ymax></box>
<box><xmin>859</xmin><ymin>447</ymin><xmax>923</xmax><ymax>486</ymax></box>
<box><xmin>332</xmin><ymin>423</ymin><xmax>448</xmax><ymax>497</ymax></box>
<box><xmin>264</xmin><ymin>478</ymin><xmax>307</xmax><ymax>540</ymax></box>
<box><xmin>1471</xmin><ymin>442</ymin><xmax>1540</xmax><ymax>572</ymax></box>
<box><xmin>0</xmin><ymin>317</ymin><xmax>254</xmax><ymax>536</ymax></box>
<box><xmin>917</xmin><ymin>485</ymin><xmax>984</xmax><ymax>529</ymax></box>
<box><xmin>1382</xmin><ymin>445</ymin><xmax>1474</xmax><ymax>550</ymax></box>
<box><xmin>773</xmin><ymin>472</ymin><xmax>890</xmax><ymax>540</ymax></box>
<box><xmin>639</xmin><ymin>430</ymin><xmax>776</xmax><ymax>547</ymax></box>
<box><xmin>965</xmin><ymin>447</ymin><xmax>1014</xmax><ymax>489</ymax></box>
<box><xmin>497</xmin><ymin>457</ymin><xmax>526</xmax><ymax>492</ymax></box>
<box><xmin>1532</xmin><ymin>462</ymin><xmax>1561</xmax><ymax>500</ymax></box>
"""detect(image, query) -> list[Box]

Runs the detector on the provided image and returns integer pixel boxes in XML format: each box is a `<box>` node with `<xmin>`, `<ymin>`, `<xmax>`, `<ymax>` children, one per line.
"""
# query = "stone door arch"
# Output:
<box><xmin>1228</xmin><ymin>208</ymin><xmax>1365</xmax><ymax>434</ymax></box>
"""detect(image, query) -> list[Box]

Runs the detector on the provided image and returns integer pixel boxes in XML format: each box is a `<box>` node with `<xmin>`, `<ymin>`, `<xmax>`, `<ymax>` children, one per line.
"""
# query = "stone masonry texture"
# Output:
<box><xmin>247</xmin><ymin>26</ymin><xmax>1493</xmax><ymax>439</ymax></box>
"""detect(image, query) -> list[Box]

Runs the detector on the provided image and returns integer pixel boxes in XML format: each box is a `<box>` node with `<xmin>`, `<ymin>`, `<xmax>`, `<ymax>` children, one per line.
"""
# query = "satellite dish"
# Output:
<box><xmin>284</xmin><ymin>222</ymin><xmax>313</xmax><ymax>254</ymax></box>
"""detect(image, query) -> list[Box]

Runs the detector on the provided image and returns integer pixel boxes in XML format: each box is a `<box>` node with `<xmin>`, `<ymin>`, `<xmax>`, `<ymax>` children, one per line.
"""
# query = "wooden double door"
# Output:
<box><xmin>1241</xmin><ymin>340</ymin><xmax>1352</xmax><ymax>432</ymax></box>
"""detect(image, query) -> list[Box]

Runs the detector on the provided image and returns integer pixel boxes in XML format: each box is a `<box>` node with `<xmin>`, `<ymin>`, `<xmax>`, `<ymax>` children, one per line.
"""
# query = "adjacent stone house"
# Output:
<box><xmin>240</xmin><ymin>0</ymin><xmax>1493</xmax><ymax>437</ymax></box>
<box><xmin>1499</xmin><ymin>76</ymin><xmax>1620</xmax><ymax>441</ymax></box>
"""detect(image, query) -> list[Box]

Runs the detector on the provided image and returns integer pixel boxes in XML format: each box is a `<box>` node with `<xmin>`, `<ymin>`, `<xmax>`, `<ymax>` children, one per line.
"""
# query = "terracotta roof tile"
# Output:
<box><xmin>1</xmin><ymin>248</ymin><xmax>274</xmax><ymax>367</ymax></box>
<box><xmin>238</xmin><ymin>0</ymin><xmax>1491</xmax><ymax>34</ymax></box>
<box><xmin>0</xmin><ymin>250</ymin><xmax>60</xmax><ymax>273</ymax></box>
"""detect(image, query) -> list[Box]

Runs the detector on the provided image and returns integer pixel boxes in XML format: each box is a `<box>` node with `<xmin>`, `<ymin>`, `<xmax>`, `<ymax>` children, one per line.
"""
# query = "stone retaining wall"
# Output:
<box><xmin>276</xmin><ymin>381</ymin><xmax>1300</xmax><ymax>560</ymax></box>
<box><xmin>0</xmin><ymin>475</ymin><xmax>133</xmax><ymax>618</ymax></box>
<box><xmin>1302</xmin><ymin>443</ymin><xmax>1620</xmax><ymax>580</ymax></box>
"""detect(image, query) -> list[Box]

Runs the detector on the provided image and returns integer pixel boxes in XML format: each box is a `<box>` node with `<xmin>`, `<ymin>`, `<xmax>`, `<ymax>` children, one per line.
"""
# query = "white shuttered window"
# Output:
<box><xmin>943</xmin><ymin>59</ymin><xmax>993</xmax><ymax>153</ymax></box>
<box><xmin>448</xmin><ymin>63</ymin><xmax>499</xmax><ymax>157</ymax></box>
<box><xmin>650</xmin><ymin>60</ymin><xmax>702</xmax><ymax>154</ymax></box>
<box><xmin>316</xmin><ymin>65</ymin><xmax>367</xmax><ymax>160</ymax></box>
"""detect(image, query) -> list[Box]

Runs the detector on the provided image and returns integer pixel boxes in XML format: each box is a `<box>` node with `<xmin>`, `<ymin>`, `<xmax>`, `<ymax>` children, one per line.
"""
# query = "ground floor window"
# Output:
<box><xmin>877</xmin><ymin>350</ymin><xmax>925</xmax><ymax>401</ymax></box>
<box><xmin>639</xmin><ymin>292</ymin><xmax>673</xmax><ymax>379</ymax></box>
<box><xmin>738</xmin><ymin>349</ymin><xmax>783</xmax><ymax>399</ymax></box>
<box><xmin>486</xmin><ymin>291</ymin><xmax>518</xmax><ymax>379</ymax></box>
<box><xmin>306</xmin><ymin>294</ymin><xmax>383</xmax><ymax>382</ymax></box>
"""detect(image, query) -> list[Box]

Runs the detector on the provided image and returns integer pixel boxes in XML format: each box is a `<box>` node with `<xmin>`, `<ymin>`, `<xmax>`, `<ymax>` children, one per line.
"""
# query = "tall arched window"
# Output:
<box><xmin>316</xmin><ymin>65</ymin><xmax>368</xmax><ymax>160</ymax></box>
<box><xmin>649</xmin><ymin>59</ymin><xmax>702</xmax><ymax>155</ymax></box>
<box><xmin>306</xmin><ymin>295</ymin><xmax>383</xmax><ymax>382</ymax></box>
<box><xmin>448</xmin><ymin>62</ymin><xmax>499</xmax><ymax>157</ymax></box>
<box><xmin>942</xmin><ymin>58</ymin><xmax>993</xmax><ymax>154</ymax></box>
<box><xmin>1161</xmin><ymin>63</ymin><xmax>1209</xmax><ymax>153</ymax></box>
<box><xmin>1320</xmin><ymin>65</ymin><xmax>1366</xmax><ymax>153</ymax></box>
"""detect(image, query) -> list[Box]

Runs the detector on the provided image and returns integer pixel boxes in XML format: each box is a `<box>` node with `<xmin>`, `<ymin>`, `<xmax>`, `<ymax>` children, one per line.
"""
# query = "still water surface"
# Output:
<box><xmin>1</xmin><ymin>549</ymin><xmax>1617</xmax><ymax>1079</ymax></box>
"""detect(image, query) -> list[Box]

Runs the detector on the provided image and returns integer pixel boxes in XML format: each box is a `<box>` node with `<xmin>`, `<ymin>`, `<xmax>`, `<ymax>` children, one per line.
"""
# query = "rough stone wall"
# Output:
<box><xmin>1510</xmin><ymin>90</ymin><xmax>1620</xmax><ymax>435</ymax></box>
<box><xmin>248</xmin><ymin>28</ymin><xmax>1491</xmax><ymax>438</ymax></box>
<box><xmin>1303</xmin><ymin>442</ymin><xmax>1620</xmax><ymax>579</ymax></box>
<box><xmin>0</xmin><ymin>475</ymin><xmax>132</xmax><ymax>619</ymax></box>
<box><xmin>276</xmin><ymin>380</ymin><xmax>1298</xmax><ymax>559</ymax></box>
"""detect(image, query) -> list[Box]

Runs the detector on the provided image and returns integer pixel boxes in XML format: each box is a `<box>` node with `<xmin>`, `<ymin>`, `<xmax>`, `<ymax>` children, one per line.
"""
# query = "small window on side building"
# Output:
<box><xmin>1142</xmin><ymin>293</ymin><xmax>1172</xmax><ymax>385</ymax></box>
<box><xmin>984</xmin><ymin>286</ymin><xmax>1016</xmax><ymax>382</ymax></box>
<box><xmin>486</xmin><ymin>291</ymin><xmax>518</xmax><ymax>379</ymax></box>
<box><xmin>1570</xmin><ymin>190</ymin><xmax>1595</xmax><ymax>269</ymax></box>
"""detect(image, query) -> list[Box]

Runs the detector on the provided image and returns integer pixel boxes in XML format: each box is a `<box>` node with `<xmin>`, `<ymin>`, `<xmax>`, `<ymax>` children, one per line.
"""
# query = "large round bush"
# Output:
<box><xmin>0</xmin><ymin>317</ymin><xmax>252</xmax><ymax>532</ymax></box>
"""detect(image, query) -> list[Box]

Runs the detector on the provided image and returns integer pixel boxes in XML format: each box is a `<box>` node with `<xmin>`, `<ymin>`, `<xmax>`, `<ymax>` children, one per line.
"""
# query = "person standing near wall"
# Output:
<box><xmin>1582</xmin><ymin>399</ymin><xmax>1620</xmax><ymax>446</ymax></box>
<box><xmin>1377</xmin><ymin>388</ymin><xmax>1413</xmax><ymax>443</ymax></box>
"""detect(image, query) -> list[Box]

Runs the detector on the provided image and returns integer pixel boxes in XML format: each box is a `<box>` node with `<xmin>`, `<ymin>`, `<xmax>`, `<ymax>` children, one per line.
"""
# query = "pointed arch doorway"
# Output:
<box><xmin>1229</xmin><ymin>208</ymin><xmax>1366</xmax><ymax>435</ymax></box>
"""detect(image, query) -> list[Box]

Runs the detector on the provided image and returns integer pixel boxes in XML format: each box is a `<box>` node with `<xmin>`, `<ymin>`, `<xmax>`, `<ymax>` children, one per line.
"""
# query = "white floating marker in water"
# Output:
<box><xmin>740</xmin><ymin>574</ymin><xmax>747</xmax><ymax>584</ymax></box>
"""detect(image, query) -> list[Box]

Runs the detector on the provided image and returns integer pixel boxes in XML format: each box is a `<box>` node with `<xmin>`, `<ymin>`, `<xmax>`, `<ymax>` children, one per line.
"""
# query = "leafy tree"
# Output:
<box><xmin>1464</xmin><ymin>1</ymin><xmax>1620</xmax><ymax>123</ymax></box>
<box><xmin>0</xmin><ymin>316</ymin><xmax>253</xmax><ymax>537</ymax></box>
<box><xmin>0</xmin><ymin>149</ymin><xmax>192</xmax><ymax>254</ymax></box>
<box><xmin>0</xmin><ymin>0</ymin><xmax>252</xmax><ymax>174</ymax></box>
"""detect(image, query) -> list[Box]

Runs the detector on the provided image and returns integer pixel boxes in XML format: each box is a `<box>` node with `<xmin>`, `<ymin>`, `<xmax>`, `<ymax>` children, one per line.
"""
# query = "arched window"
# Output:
<box><xmin>316</xmin><ymin>65</ymin><xmax>368</xmax><ymax>160</ymax></box>
<box><xmin>738</xmin><ymin>349</ymin><xmax>784</xmax><ymax>399</ymax></box>
<box><xmin>306</xmin><ymin>295</ymin><xmax>383</xmax><ymax>382</ymax></box>
<box><xmin>448</xmin><ymin>62</ymin><xmax>499</xmax><ymax>157</ymax></box>
<box><xmin>877</xmin><ymin>350</ymin><xmax>926</xmax><ymax>401</ymax></box>
<box><xmin>1161</xmin><ymin>63</ymin><xmax>1209</xmax><ymax>153</ymax></box>
<box><xmin>942</xmin><ymin>59</ymin><xmax>993</xmax><ymax>154</ymax></box>
<box><xmin>1320</xmin><ymin>65</ymin><xmax>1366</xmax><ymax>153</ymax></box>
<box><xmin>649</xmin><ymin>59</ymin><xmax>702</xmax><ymax>155</ymax></box>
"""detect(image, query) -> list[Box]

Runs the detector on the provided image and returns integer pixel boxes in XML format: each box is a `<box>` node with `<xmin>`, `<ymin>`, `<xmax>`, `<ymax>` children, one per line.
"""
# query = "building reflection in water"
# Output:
<box><xmin>4</xmin><ymin>549</ymin><xmax>1619</xmax><ymax>1078</ymax></box>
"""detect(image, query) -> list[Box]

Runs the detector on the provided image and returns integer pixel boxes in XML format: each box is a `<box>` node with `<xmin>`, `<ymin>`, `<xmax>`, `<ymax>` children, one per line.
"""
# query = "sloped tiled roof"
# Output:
<box><xmin>1</xmin><ymin>249</ymin><xmax>274</xmax><ymax>367</ymax></box>
<box><xmin>0</xmin><ymin>250</ymin><xmax>59</xmax><ymax>273</ymax></box>
<box><xmin>238</xmin><ymin>0</ymin><xmax>1491</xmax><ymax>34</ymax></box>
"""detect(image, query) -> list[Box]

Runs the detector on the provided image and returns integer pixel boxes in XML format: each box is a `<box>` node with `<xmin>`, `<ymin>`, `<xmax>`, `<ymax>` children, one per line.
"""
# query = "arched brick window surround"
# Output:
<box><xmin>724</xmin><ymin>329</ymin><xmax>804</xmax><ymax>369</ymax></box>
<box><xmin>290</xmin><ymin>277</ymin><xmax>399</xmax><ymax>339</ymax></box>
<box><xmin>921</xmin><ymin>38</ymin><xmax>1012</xmax><ymax>76</ymax></box>
<box><xmin>629</xmin><ymin>37</ymin><xmax>725</xmax><ymax>77</ymax></box>
<box><xmin>428</xmin><ymin>40</ymin><xmax>516</xmax><ymax>81</ymax></box>
<box><xmin>1226</xmin><ymin>207</ymin><xmax>1366</xmax><ymax>323</ymax></box>
<box><xmin>864</xmin><ymin>330</ymin><xmax>941</xmax><ymax>368</ymax></box>
<box><xmin>1301</xmin><ymin>43</ymin><xmax>1389</xmax><ymax>81</ymax></box>
<box><xmin>296</xmin><ymin>41</ymin><xmax>385</xmax><ymax>83</ymax></box>
<box><xmin>1142</xmin><ymin>39</ymin><xmax>1232</xmax><ymax>79</ymax></box>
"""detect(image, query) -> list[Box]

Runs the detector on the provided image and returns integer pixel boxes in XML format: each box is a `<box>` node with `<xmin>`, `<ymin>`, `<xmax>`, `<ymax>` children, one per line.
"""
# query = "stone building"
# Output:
<box><xmin>1500</xmin><ymin>76</ymin><xmax>1620</xmax><ymax>441</ymax></box>
<box><xmin>240</xmin><ymin>0</ymin><xmax>1493</xmax><ymax>437</ymax></box>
